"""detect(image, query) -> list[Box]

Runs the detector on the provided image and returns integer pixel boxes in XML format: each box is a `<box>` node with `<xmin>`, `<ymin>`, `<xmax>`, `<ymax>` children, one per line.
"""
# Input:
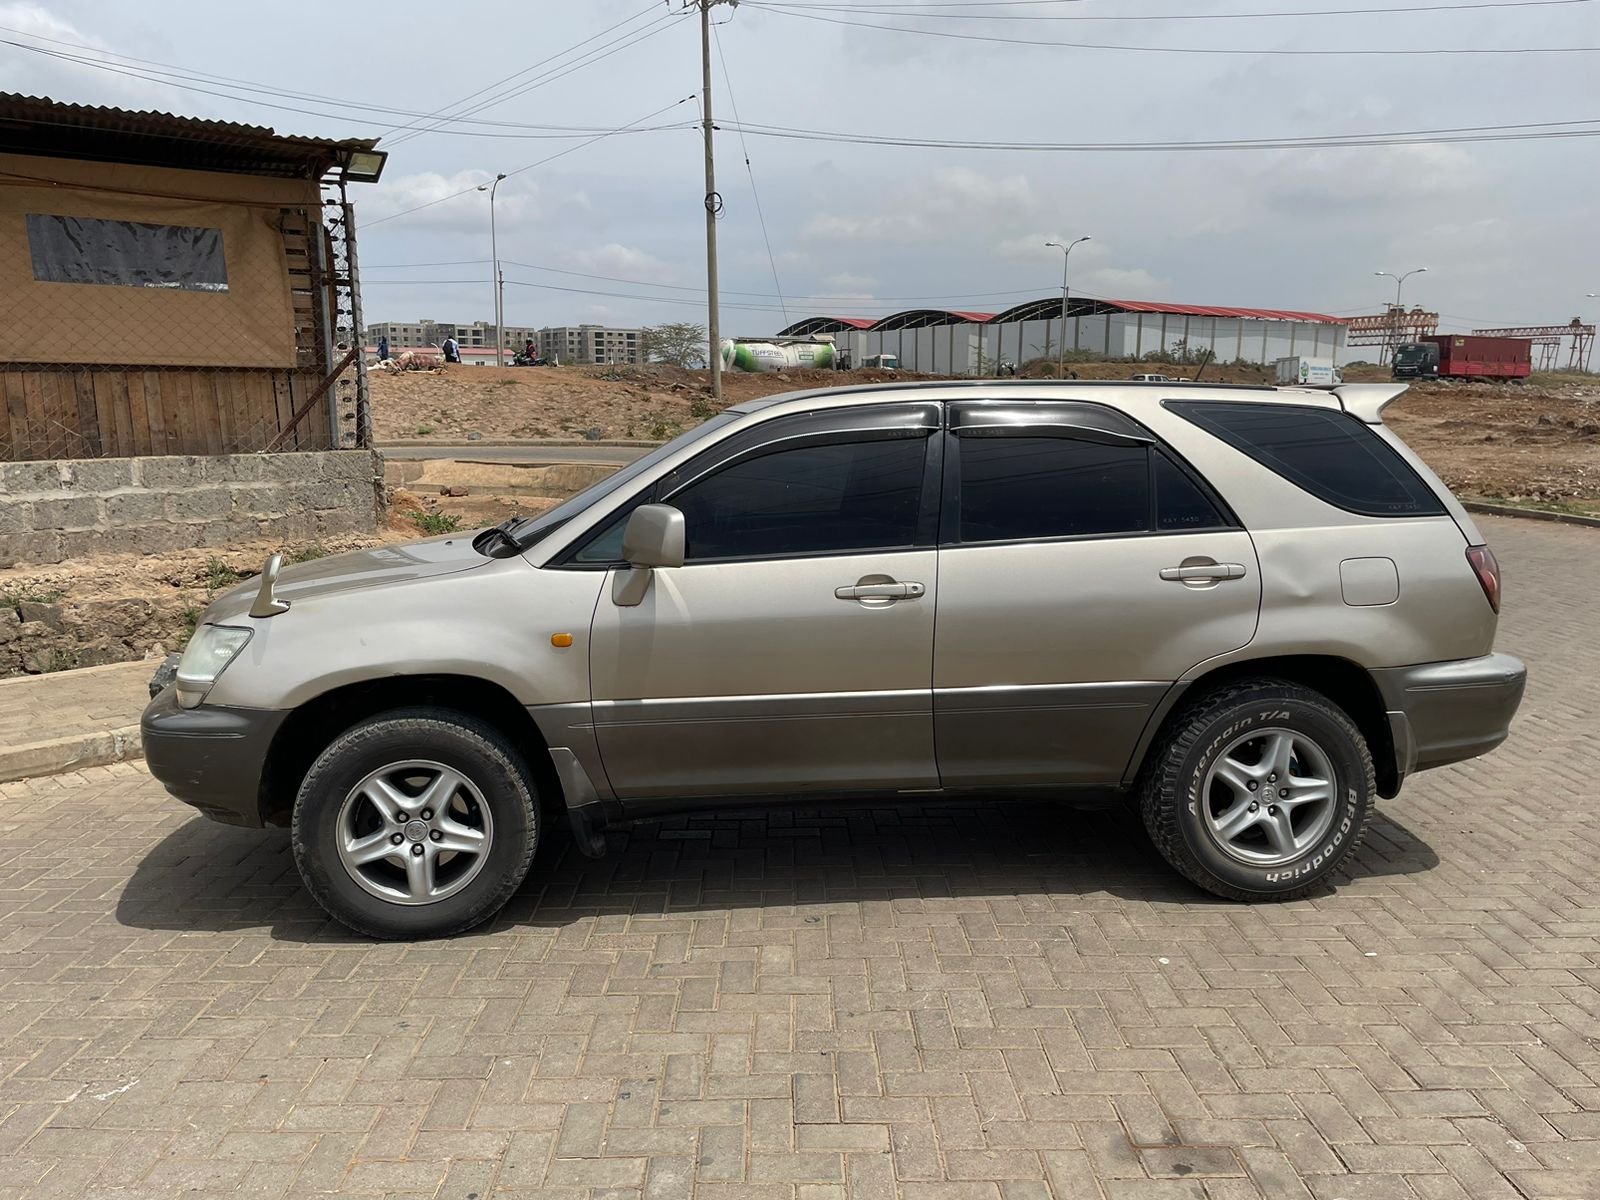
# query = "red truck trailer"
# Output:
<box><xmin>1393</xmin><ymin>334</ymin><xmax>1532</xmax><ymax>382</ymax></box>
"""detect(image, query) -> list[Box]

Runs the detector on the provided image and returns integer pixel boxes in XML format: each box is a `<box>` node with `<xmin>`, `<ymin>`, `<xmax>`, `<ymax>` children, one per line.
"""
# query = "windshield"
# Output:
<box><xmin>1394</xmin><ymin>343</ymin><xmax>1433</xmax><ymax>364</ymax></box>
<box><xmin>508</xmin><ymin>412</ymin><xmax>740</xmax><ymax>548</ymax></box>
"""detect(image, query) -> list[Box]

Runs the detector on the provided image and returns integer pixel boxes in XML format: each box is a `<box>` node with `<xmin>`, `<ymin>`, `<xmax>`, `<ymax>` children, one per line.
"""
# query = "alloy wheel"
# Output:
<box><xmin>334</xmin><ymin>760</ymin><xmax>494</xmax><ymax>905</ymax></box>
<box><xmin>1200</xmin><ymin>728</ymin><xmax>1337</xmax><ymax>867</ymax></box>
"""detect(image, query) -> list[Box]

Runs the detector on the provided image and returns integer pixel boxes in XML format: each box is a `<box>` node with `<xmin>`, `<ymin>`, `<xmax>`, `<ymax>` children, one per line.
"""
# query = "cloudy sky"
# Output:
<box><xmin>4</xmin><ymin>0</ymin><xmax>1597</xmax><ymax>336</ymax></box>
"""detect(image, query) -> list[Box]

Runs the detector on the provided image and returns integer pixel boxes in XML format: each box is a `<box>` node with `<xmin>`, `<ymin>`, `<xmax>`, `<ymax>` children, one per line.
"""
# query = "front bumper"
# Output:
<box><xmin>141</xmin><ymin>688</ymin><xmax>287</xmax><ymax>827</ymax></box>
<box><xmin>1372</xmin><ymin>652</ymin><xmax>1527</xmax><ymax>783</ymax></box>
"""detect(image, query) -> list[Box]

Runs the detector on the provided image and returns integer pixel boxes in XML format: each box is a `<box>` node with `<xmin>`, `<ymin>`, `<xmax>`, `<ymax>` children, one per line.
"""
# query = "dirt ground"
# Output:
<box><xmin>371</xmin><ymin>362</ymin><xmax>1600</xmax><ymax>507</ymax></box>
<box><xmin>0</xmin><ymin>517</ymin><xmax>435</xmax><ymax>679</ymax></box>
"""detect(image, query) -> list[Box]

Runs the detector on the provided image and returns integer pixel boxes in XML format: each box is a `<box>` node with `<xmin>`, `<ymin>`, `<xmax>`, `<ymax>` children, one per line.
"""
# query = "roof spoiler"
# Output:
<box><xmin>1333</xmin><ymin>382</ymin><xmax>1409</xmax><ymax>424</ymax></box>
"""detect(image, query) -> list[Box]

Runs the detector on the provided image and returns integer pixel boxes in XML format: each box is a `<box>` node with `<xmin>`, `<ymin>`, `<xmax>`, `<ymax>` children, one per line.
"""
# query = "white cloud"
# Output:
<box><xmin>824</xmin><ymin>272</ymin><xmax>877</xmax><ymax>292</ymax></box>
<box><xmin>0</xmin><ymin>3</ymin><xmax>174</xmax><ymax>105</ymax></box>
<box><xmin>1249</xmin><ymin>143</ymin><xmax>1486</xmax><ymax>217</ymax></box>
<box><xmin>1076</xmin><ymin>267</ymin><xmax>1170</xmax><ymax>300</ymax></box>
<box><xmin>558</xmin><ymin>243</ymin><xmax>676</xmax><ymax>284</ymax></box>
<box><xmin>802</xmin><ymin>168</ymin><xmax>1043</xmax><ymax>245</ymax></box>
<box><xmin>363</xmin><ymin>171</ymin><xmax>540</xmax><ymax>233</ymax></box>
<box><xmin>994</xmin><ymin>235</ymin><xmax>1105</xmax><ymax>265</ymax></box>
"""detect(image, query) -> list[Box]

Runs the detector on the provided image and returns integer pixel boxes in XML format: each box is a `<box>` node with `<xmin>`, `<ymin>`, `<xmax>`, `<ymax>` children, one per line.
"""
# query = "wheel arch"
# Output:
<box><xmin>1125</xmin><ymin>654</ymin><xmax>1399</xmax><ymax>798</ymax></box>
<box><xmin>260</xmin><ymin>674</ymin><xmax>560</xmax><ymax>826</ymax></box>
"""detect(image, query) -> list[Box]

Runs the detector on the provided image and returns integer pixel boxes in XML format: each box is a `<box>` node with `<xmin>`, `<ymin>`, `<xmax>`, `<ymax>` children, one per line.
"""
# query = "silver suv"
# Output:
<box><xmin>143</xmin><ymin>381</ymin><xmax>1526</xmax><ymax>939</ymax></box>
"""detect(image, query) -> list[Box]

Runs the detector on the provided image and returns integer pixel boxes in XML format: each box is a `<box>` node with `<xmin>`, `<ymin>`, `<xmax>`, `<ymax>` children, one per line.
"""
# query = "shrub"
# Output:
<box><xmin>408</xmin><ymin>510</ymin><xmax>463</xmax><ymax>536</ymax></box>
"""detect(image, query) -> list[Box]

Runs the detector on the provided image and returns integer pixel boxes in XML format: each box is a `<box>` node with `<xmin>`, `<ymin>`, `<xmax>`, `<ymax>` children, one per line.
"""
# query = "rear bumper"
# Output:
<box><xmin>141</xmin><ymin>688</ymin><xmax>287</xmax><ymax>827</ymax></box>
<box><xmin>1372</xmin><ymin>653</ymin><xmax>1527</xmax><ymax>783</ymax></box>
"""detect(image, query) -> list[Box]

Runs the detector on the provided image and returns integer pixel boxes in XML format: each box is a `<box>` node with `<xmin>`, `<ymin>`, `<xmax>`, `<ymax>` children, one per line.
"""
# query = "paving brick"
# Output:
<box><xmin>0</xmin><ymin>516</ymin><xmax>1593</xmax><ymax>1200</ymax></box>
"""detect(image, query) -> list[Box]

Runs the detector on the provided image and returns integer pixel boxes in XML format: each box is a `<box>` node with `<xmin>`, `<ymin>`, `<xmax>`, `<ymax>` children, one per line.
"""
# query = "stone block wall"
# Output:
<box><xmin>0</xmin><ymin>451</ymin><xmax>385</xmax><ymax>567</ymax></box>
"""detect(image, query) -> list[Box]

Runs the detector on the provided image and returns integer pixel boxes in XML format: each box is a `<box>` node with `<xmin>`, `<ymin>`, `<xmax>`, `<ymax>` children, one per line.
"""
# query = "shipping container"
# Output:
<box><xmin>1425</xmin><ymin>335</ymin><xmax>1532</xmax><ymax>381</ymax></box>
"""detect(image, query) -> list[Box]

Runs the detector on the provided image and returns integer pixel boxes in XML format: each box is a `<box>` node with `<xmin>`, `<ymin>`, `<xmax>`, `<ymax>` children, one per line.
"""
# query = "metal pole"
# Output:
<box><xmin>1058</xmin><ymin>251</ymin><xmax>1068</xmax><ymax>378</ymax></box>
<box><xmin>341</xmin><ymin>189</ymin><xmax>371</xmax><ymax>450</ymax></box>
<box><xmin>490</xmin><ymin>173</ymin><xmax>506</xmax><ymax>367</ymax></box>
<box><xmin>699</xmin><ymin>0</ymin><xmax>722</xmax><ymax>403</ymax></box>
<box><xmin>1045</xmin><ymin>236</ymin><xmax>1089</xmax><ymax>378</ymax></box>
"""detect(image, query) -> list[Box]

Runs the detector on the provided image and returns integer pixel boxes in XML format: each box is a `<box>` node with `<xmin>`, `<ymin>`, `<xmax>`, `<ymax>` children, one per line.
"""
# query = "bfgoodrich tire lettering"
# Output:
<box><xmin>1138</xmin><ymin>679</ymin><xmax>1374</xmax><ymax>901</ymax></box>
<box><xmin>292</xmin><ymin>708</ymin><xmax>538</xmax><ymax>939</ymax></box>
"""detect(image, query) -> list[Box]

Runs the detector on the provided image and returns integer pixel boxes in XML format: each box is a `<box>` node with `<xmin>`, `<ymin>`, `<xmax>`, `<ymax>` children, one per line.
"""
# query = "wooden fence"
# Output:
<box><xmin>0</xmin><ymin>365</ymin><xmax>333</xmax><ymax>460</ymax></box>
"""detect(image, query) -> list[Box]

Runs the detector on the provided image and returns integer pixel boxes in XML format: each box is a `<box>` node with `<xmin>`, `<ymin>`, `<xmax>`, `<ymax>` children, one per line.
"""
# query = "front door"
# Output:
<box><xmin>933</xmin><ymin>400</ymin><xmax>1262</xmax><ymax>788</ymax></box>
<box><xmin>588</xmin><ymin>407</ymin><xmax>942</xmax><ymax>800</ymax></box>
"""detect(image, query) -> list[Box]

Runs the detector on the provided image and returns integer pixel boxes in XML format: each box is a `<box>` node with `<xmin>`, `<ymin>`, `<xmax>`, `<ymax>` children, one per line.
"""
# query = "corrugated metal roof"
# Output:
<box><xmin>775</xmin><ymin>317</ymin><xmax>876</xmax><ymax>337</ymax></box>
<box><xmin>782</xmin><ymin>298</ymin><xmax>1347</xmax><ymax>336</ymax></box>
<box><xmin>873</xmin><ymin>308</ymin><xmax>998</xmax><ymax>331</ymax></box>
<box><xmin>1106</xmin><ymin>299</ymin><xmax>1347</xmax><ymax>324</ymax></box>
<box><xmin>0</xmin><ymin>93</ymin><xmax>382</xmax><ymax>179</ymax></box>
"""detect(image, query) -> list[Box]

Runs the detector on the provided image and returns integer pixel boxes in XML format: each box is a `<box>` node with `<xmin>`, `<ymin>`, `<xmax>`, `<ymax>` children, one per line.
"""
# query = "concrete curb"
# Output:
<box><xmin>0</xmin><ymin>725</ymin><xmax>142</xmax><ymax>784</ymax></box>
<box><xmin>378</xmin><ymin>438</ymin><xmax>662</xmax><ymax>451</ymax></box>
<box><xmin>1463</xmin><ymin>501</ymin><xmax>1600</xmax><ymax>529</ymax></box>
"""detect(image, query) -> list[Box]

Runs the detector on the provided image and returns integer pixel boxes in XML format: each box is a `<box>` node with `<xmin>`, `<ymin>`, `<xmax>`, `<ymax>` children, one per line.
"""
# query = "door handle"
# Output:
<box><xmin>835</xmin><ymin>581</ymin><xmax>926</xmax><ymax>601</ymax></box>
<box><xmin>1160</xmin><ymin>563</ymin><xmax>1246</xmax><ymax>582</ymax></box>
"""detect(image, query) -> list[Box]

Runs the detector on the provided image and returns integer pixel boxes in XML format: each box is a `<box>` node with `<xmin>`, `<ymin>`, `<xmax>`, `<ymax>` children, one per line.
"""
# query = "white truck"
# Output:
<box><xmin>1275</xmin><ymin>356</ymin><xmax>1342</xmax><ymax>386</ymax></box>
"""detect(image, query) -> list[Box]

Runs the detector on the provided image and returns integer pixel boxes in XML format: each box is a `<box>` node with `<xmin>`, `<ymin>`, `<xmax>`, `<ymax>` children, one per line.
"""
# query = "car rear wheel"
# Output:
<box><xmin>1138</xmin><ymin>679</ymin><xmax>1374</xmax><ymax>901</ymax></box>
<box><xmin>292</xmin><ymin>709</ymin><xmax>538</xmax><ymax>939</ymax></box>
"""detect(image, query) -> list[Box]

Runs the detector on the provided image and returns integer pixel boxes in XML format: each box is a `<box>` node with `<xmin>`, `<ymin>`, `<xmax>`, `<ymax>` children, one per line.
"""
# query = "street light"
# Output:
<box><xmin>1375</xmin><ymin>267</ymin><xmax>1427</xmax><ymax>361</ymax></box>
<box><xmin>1044</xmin><ymin>236</ymin><xmax>1091</xmax><ymax>378</ymax></box>
<box><xmin>478</xmin><ymin>173</ymin><xmax>508</xmax><ymax>367</ymax></box>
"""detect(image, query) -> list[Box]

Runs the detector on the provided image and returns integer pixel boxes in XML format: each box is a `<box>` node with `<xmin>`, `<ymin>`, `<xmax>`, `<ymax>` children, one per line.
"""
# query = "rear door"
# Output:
<box><xmin>933</xmin><ymin>400</ymin><xmax>1261</xmax><ymax>788</ymax></box>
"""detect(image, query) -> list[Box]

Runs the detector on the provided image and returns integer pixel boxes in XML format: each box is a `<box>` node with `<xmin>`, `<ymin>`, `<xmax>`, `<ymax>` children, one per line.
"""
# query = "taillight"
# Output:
<box><xmin>1466</xmin><ymin>544</ymin><xmax>1501</xmax><ymax>613</ymax></box>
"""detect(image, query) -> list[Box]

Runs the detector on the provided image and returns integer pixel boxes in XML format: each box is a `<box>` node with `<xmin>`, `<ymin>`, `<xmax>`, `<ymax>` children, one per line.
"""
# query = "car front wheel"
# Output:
<box><xmin>1139</xmin><ymin>679</ymin><xmax>1374</xmax><ymax>901</ymax></box>
<box><xmin>291</xmin><ymin>709</ymin><xmax>539</xmax><ymax>939</ymax></box>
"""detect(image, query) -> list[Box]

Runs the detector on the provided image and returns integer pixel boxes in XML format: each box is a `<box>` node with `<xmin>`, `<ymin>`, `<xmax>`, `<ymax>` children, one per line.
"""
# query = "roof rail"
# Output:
<box><xmin>1333</xmin><ymin>382</ymin><xmax>1409</xmax><ymax>424</ymax></box>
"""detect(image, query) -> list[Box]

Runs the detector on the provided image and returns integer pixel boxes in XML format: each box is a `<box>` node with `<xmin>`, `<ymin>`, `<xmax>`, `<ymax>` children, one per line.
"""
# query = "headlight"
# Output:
<box><xmin>174</xmin><ymin>625</ymin><xmax>253</xmax><ymax>709</ymax></box>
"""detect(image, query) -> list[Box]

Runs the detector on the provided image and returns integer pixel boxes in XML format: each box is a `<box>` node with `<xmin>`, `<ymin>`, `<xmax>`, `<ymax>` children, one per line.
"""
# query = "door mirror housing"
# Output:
<box><xmin>622</xmin><ymin>504</ymin><xmax>686</xmax><ymax>568</ymax></box>
<box><xmin>613</xmin><ymin>504</ymin><xmax>685</xmax><ymax>606</ymax></box>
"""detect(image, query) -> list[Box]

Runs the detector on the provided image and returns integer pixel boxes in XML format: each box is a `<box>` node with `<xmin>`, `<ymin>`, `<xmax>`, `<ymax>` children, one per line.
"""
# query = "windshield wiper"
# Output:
<box><xmin>476</xmin><ymin>517</ymin><xmax>523</xmax><ymax>556</ymax></box>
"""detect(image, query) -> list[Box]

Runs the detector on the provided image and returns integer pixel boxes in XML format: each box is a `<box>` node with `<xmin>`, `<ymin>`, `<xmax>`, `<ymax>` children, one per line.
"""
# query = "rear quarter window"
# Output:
<box><xmin>1168</xmin><ymin>401</ymin><xmax>1446</xmax><ymax>518</ymax></box>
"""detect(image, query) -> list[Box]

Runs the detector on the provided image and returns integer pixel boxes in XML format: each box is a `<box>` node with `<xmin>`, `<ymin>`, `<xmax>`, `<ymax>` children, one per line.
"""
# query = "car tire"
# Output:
<box><xmin>1138</xmin><ymin>679</ymin><xmax>1374</xmax><ymax>902</ymax></box>
<box><xmin>291</xmin><ymin>708</ymin><xmax>538</xmax><ymax>939</ymax></box>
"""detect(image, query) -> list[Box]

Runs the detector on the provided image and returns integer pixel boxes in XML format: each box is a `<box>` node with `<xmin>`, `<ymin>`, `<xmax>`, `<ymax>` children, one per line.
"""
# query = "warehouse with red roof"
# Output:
<box><xmin>775</xmin><ymin>296</ymin><xmax>1347</xmax><ymax>375</ymax></box>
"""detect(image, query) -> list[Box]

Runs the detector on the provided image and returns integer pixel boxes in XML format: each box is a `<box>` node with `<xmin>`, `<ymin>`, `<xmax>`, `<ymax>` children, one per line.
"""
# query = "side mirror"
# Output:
<box><xmin>622</xmin><ymin>504</ymin><xmax>685</xmax><ymax>568</ymax></box>
<box><xmin>613</xmin><ymin>504</ymin><xmax>685</xmax><ymax>606</ymax></box>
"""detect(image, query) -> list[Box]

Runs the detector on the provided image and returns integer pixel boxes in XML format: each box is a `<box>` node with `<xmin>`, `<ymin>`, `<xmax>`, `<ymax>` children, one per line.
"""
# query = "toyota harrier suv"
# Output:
<box><xmin>143</xmin><ymin>381</ymin><xmax>1525</xmax><ymax>939</ymax></box>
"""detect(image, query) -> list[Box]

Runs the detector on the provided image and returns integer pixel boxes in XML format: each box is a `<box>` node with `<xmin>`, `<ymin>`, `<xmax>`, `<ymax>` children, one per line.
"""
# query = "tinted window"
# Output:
<box><xmin>27</xmin><ymin>214</ymin><xmax>228</xmax><ymax>292</ymax></box>
<box><xmin>1171</xmin><ymin>402</ymin><xmax>1445</xmax><ymax>518</ymax></box>
<box><xmin>1155</xmin><ymin>452</ymin><xmax>1230</xmax><ymax>531</ymax></box>
<box><xmin>669</xmin><ymin>437</ymin><xmax>927</xmax><ymax>561</ymax></box>
<box><xmin>958</xmin><ymin>436</ymin><xmax>1149</xmax><ymax>542</ymax></box>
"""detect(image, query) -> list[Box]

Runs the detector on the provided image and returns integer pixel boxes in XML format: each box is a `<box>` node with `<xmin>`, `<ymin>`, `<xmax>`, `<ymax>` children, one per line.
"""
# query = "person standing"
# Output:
<box><xmin>377</xmin><ymin>335</ymin><xmax>390</xmax><ymax>362</ymax></box>
<box><xmin>442</xmin><ymin>335</ymin><xmax>460</xmax><ymax>364</ymax></box>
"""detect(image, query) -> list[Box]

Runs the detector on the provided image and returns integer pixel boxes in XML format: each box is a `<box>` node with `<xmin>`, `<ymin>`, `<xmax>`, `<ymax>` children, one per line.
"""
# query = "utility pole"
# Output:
<box><xmin>689</xmin><ymin>0</ymin><xmax>733</xmax><ymax>402</ymax></box>
<box><xmin>1374</xmin><ymin>267</ymin><xmax>1426</xmax><ymax>364</ymax></box>
<box><xmin>1045</xmin><ymin>236</ymin><xmax>1090</xmax><ymax>379</ymax></box>
<box><xmin>479</xmin><ymin>173</ymin><xmax>507</xmax><ymax>366</ymax></box>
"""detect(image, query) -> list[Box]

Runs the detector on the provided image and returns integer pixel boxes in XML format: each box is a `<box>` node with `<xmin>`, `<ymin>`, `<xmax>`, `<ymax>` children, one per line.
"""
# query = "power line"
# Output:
<box><xmin>761</xmin><ymin>0</ymin><xmax>1594</xmax><ymax>20</ymax></box>
<box><xmin>0</xmin><ymin>34</ymin><xmax>693</xmax><ymax>140</ymax></box>
<box><xmin>380</xmin><ymin>4</ymin><xmax>666</xmax><ymax>145</ymax></box>
<box><xmin>498</xmin><ymin>259</ymin><xmax>1054</xmax><ymax>304</ymax></box>
<box><xmin>364</xmin><ymin>95</ymin><xmax>697</xmax><ymax>228</ymax></box>
<box><xmin>384</xmin><ymin>10</ymin><xmax>685</xmax><ymax>146</ymax></box>
<box><xmin>718</xmin><ymin>115</ymin><xmax>1600</xmax><ymax>151</ymax></box>
<box><xmin>742</xmin><ymin>2</ymin><xmax>1600</xmax><ymax>52</ymax></box>
<box><xmin>0</xmin><ymin>12</ymin><xmax>687</xmax><ymax>140</ymax></box>
<box><xmin>0</xmin><ymin>20</ymin><xmax>670</xmax><ymax>134</ymax></box>
<box><xmin>712</xmin><ymin>20</ymin><xmax>788</xmax><ymax>326</ymax></box>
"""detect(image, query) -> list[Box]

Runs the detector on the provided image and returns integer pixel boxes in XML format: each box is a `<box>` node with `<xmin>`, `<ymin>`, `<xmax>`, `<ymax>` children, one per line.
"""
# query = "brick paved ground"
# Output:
<box><xmin>0</xmin><ymin>514</ymin><xmax>1595</xmax><ymax>1200</ymax></box>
